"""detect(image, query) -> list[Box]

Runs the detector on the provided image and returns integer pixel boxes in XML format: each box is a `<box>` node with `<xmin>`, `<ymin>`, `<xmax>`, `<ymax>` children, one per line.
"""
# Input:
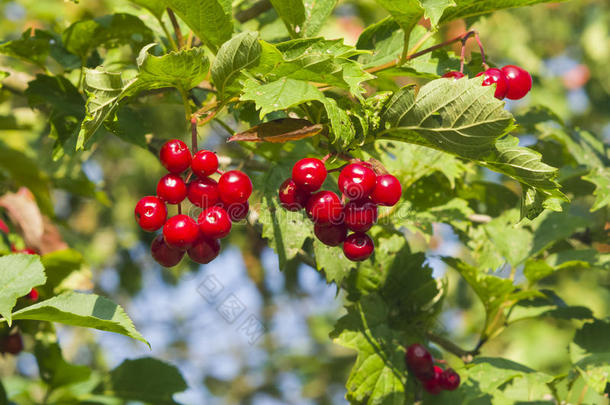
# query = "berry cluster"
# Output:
<box><xmin>279</xmin><ymin>158</ymin><xmax>402</xmax><ymax>262</ymax></box>
<box><xmin>405</xmin><ymin>344</ymin><xmax>460</xmax><ymax>394</ymax></box>
<box><xmin>443</xmin><ymin>65</ymin><xmax>532</xmax><ymax>100</ymax></box>
<box><xmin>134</xmin><ymin>140</ymin><xmax>252</xmax><ymax>267</ymax></box>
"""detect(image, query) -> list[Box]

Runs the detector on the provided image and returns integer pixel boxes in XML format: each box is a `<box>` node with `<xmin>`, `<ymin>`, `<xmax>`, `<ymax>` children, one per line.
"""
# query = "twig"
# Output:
<box><xmin>426</xmin><ymin>331</ymin><xmax>479</xmax><ymax>363</ymax></box>
<box><xmin>235</xmin><ymin>0</ymin><xmax>272</xmax><ymax>23</ymax></box>
<box><xmin>167</xmin><ymin>8</ymin><xmax>184</xmax><ymax>49</ymax></box>
<box><xmin>191</xmin><ymin>117</ymin><xmax>198</xmax><ymax>152</ymax></box>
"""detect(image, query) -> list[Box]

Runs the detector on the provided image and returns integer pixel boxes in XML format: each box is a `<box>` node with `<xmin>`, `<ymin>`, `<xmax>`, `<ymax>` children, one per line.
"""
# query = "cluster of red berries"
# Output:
<box><xmin>405</xmin><ymin>344</ymin><xmax>460</xmax><ymax>394</ymax></box>
<box><xmin>278</xmin><ymin>158</ymin><xmax>402</xmax><ymax>261</ymax></box>
<box><xmin>134</xmin><ymin>140</ymin><xmax>252</xmax><ymax>267</ymax></box>
<box><xmin>443</xmin><ymin>65</ymin><xmax>532</xmax><ymax>100</ymax></box>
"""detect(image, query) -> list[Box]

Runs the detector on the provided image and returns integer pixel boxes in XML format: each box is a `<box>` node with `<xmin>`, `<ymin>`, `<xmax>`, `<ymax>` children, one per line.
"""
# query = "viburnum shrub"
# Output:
<box><xmin>0</xmin><ymin>1</ymin><xmax>608</xmax><ymax>404</ymax></box>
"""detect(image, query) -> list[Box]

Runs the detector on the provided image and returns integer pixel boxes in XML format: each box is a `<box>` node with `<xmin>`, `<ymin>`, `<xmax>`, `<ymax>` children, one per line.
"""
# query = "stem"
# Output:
<box><xmin>399</xmin><ymin>31</ymin><xmax>410</xmax><ymax>64</ymax></box>
<box><xmin>407</xmin><ymin>30</ymin><xmax>436</xmax><ymax>56</ymax></box>
<box><xmin>473</xmin><ymin>32</ymin><xmax>488</xmax><ymax>68</ymax></box>
<box><xmin>366</xmin><ymin>30</ymin><xmax>477</xmax><ymax>75</ymax></box>
<box><xmin>426</xmin><ymin>332</ymin><xmax>479</xmax><ymax>363</ymax></box>
<box><xmin>191</xmin><ymin>117</ymin><xmax>198</xmax><ymax>152</ymax></box>
<box><xmin>235</xmin><ymin>0</ymin><xmax>272</xmax><ymax>23</ymax></box>
<box><xmin>185</xmin><ymin>31</ymin><xmax>194</xmax><ymax>49</ymax></box>
<box><xmin>178</xmin><ymin>203</ymin><xmax>182</xmax><ymax>215</ymax></box>
<box><xmin>167</xmin><ymin>8</ymin><xmax>184</xmax><ymax>49</ymax></box>
<box><xmin>179</xmin><ymin>87</ymin><xmax>192</xmax><ymax>127</ymax></box>
<box><xmin>158</xmin><ymin>17</ymin><xmax>178</xmax><ymax>51</ymax></box>
<box><xmin>458</xmin><ymin>31</ymin><xmax>475</xmax><ymax>73</ymax></box>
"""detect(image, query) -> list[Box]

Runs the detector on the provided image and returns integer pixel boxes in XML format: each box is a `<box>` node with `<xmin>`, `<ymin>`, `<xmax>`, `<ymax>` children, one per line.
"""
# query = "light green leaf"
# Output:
<box><xmin>94</xmin><ymin>358</ymin><xmax>187</xmax><ymax>404</ymax></box>
<box><xmin>269</xmin><ymin>0</ymin><xmax>306</xmax><ymax>38</ymax></box>
<box><xmin>0</xmin><ymin>254</ymin><xmax>46</xmax><ymax>326</ymax></box>
<box><xmin>356</xmin><ymin>18</ymin><xmax>403</xmax><ymax>68</ymax></box>
<box><xmin>10</xmin><ymin>292</ymin><xmax>148</xmax><ymax>346</ymax></box>
<box><xmin>41</xmin><ymin>249</ymin><xmax>84</xmax><ymax>292</ymax></box>
<box><xmin>241</xmin><ymin>78</ymin><xmax>324</xmax><ymax>117</ymax></box>
<box><xmin>570</xmin><ymin>320</ymin><xmax>610</xmax><ymax>394</ymax></box>
<box><xmin>0</xmin><ymin>29</ymin><xmax>79</xmax><ymax>69</ymax></box>
<box><xmin>313</xmin><ymin>240</ymin><xmax>355</xmax><ymax>285</ymax></box>
<box><xmin>164</xmin><ymin>0</ymin><xmax>233</xmax><ymax>52</ymax></box>
<box><xmin>582</xmin><ymin>168</ymin><xmax>610</xmax><ymax>211</ymax></box>
<box><xmin>211</xmin><ymin>32</ymin><xmax>262</xmax><ymax>98</ymax></box>
<box><xmin>482</xmin><ymin>209</ymin><xmax>532</xmax><ymax>267</ymax></box>
<box><xmin>129</xmin><ymin>0</ymin><xmax>166</xmax><ymax>19</ymax></box>
<box><xmin>439</xmin><ymin>0</ymin><xmax>569</xmax><ymax>24</ymax></box>
<box><xmin>330</xmin><ymin>295</ymin><xmax>410</xmax><ymax>405</ymax></box>
<box><xmin>302</xmin><ymin>0</ymin><xmax>337</xmax><ymax>37</ymax></box>
<box><xmin>529</xmin><ymin>209</ymin><xmax>592</xmax><ymax>257</ymax></box>
<box><xmin>62</xmin><ymin>13</ymin><xmax>154</xmax><ymax>59</ymax></box>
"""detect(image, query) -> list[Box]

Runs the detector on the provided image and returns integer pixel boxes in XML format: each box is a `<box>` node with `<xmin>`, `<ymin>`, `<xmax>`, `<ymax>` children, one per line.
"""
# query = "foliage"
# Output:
<box><xmin>0</xmin><ymin>0</ymin><xmax>608</xmax><ymax>404</ymax></box>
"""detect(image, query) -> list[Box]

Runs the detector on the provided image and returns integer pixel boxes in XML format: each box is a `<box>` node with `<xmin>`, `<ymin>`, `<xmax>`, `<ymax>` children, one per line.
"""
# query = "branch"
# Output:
<box><xmin>235</xmin><ymin>0</ymin><xmax>272</xmax><ymax>23</ymax></box>
<box><xmin>166</xmin><ymin>8</ymin><xmax>184</xmax><ymax>49</ymax></box>
<box><xmin>426</xmin><ymin>331</ymin><xmax>479</xmax><ymax>363</ymax></box>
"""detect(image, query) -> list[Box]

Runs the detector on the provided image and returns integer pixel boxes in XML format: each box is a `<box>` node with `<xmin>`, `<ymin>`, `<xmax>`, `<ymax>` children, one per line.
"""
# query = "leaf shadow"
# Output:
<box><xmin>92</xmin><ymin>296</ymin><xmax>118</xmax><ymax>320</ymax></box>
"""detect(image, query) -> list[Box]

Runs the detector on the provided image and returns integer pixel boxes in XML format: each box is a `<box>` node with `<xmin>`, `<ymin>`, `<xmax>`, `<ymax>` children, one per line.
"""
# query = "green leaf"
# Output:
<box><xmin>269</xmin><ymin>0</ymin><xmax>306</xmax><ymax>38</ymax></box>
<box><xmin>129</xmin><ymin>0</ymin><xmax>166</xmax><ymax>19</ymax></box>
<box><xmin>10</xmin><ymin>292</ymin><xmax>148</xmax><ymax>346</ymax></box>
<box><xmin>0</xmin><ymin>254</ymin><xmax>46</xmax><ymax>326</ymax></box>
<box><xmin>313</xmin><ymin>240</ymin><xmax>355</xmax><ymax>285</ymax></box>
<box><xmin>302</xmin><ymin>0</ymin><xmax>337</xmax><ymax>37</ymax></box>
<box><xmin>356</xmin><ymin>18</ymin><xmax>405</xmax><ymax>68</ymax></box>
<box><xmin>259</xmin><ymin>163</ymin><xmax>314</xmax><ymax>269</ymax></box>
<box><xmin>35</xmin><ymin>341</ymin><xmax>91</xmax><ymax>388</ymax></box>
<box><xmin>482</xmin><ymin>209</ymin><xmax>532</xmax><ymax>267</ymax></box>
<box><xmin>582</xmin><ymin>168</ymin><xmax>610</xmax><ymax>211</ymax></box>
<box><xmin>211</xmin><ymin>32</ymin><xmax>262</xmax><ymax>98</ymax></box>
<box><xmin>94</xmin><ymin>358</ymin><xmax>187</xmax><ymax>404</ymax></box>
<box><xmin>439</xmin><ymin>0</ymin><xmax>569</xmax><ymax>24</ymax></box>
<box><xmin>0</xmin><ymin>29</ymin><xmax>79</xmax><ymax>69</ymax></box>
<box><xmin>164</xmin><ymin>0</ymin><xmax>233</xmax><ymax>52</ymax></box>
<box><xmin>570</xmin><ymin>320</ymin><xmax>610</xmax><ymax>393</ymax></box>
<box><xmin>62</xmin><ymin>13</ymin><xmax>154</xmax><ymax>59</ymax></box>
<box><xmin>330</xmin><ymin>295</ymin><xmax>410</xmax><ymax>405</ymax></box>
<box><xmin>135</xmin><ymin>45</ymin><xmax>210</xmax><ymax>92</ymax></box>
<box><xmin>40</xmin><ymin>249</ymin><xmax>84</xmax><ymax>293</ymax></box>
<box><xmin>529</xmin><ymin>209</ymin><xmax>592</xmax><ymax>257</ymax></box>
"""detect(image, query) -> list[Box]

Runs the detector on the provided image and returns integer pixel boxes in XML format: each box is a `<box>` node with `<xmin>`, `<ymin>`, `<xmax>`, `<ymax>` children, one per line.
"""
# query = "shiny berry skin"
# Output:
<box><xmin>338</xmin><ymin>163</ymin><xmax>377</xmax><ymax>200</ymax></box>
<box><xmin>151</xmin><ymin>234</ymin><xmax>184</xmax><ymax>267</ymax></box>
<box><xmin>135</xmin><ymin>196</ymin><xmax>167</xmax><ymax>232</ymax></box>
<box><xmin>439</xmin><ymin>368</ymin><xmax>460</xmax><ymax>391</ymax></box>
<box><xmin>163</xmin><ymin>214</ymin><xmax>199</xmax><ymax>250</ymax></box>
<box><xmin>187</xmin><ymin>237</ymin><xmax>220</xmax><ymax>264</ymax></box>
<box><xmin>191</xmin><ymin>150</ymin><xmax>219</xmax><ymax>178</ymax></box>
<box><xmin>306</xmin><ymin>191</ymin><xmax>344</xmax><ymax>225</ymax></box>
<box><xmin>156</xmin><ymin>174</ymin><xmax>187</xmax><ymax>204</ymax></box>
<box><xmin>476</xmin><ymin>68</ymin><xmax>509</xmax><ymax>99</ymax></box>
<box><xmin>343</xmin><ymin>232</ymin><xmax>374</xmax><ymax>261</ymax></box>
<box><xmin>423</xmin><ymin>366</ymin><xmax>443</xmax><ymax>395</ymax></box>
<box><xmin>314</xmin><ymin>223</ymin><xmax>348</xmax><ymax>247</ymax></box>
<box><xmin>344</xmin><ymin>199</ymin><xmax>378</xmax><ymax>233</ymax></box>
<box><xmin>198</xmin><ymin>206</ymin><xmax>232</xmax><ymax>239</ymax></box>
<box><xmin>279</xmin><ymin>178</ymin><xmax>311</xmax><ymax>211</ymax></box>
<box><xmin>218</xmin><ymin>170</ymin><xmax>252</xmax><ymax>205</ymax></box>
<box><xmin>187</xmin><ymin>178</ymin><xmax>220</xmax><ymax>209</ymax></box>
<box><xmin>160</xmin><ymin>139</ymin><xmax>191</xmax><ymax>174</ymax></box>
<box><xmin>442</xmin><ymin>71</ymin><xmax>465</xmax><ymax>79</ymax></box>
<box><xmin>27</xmin><ymin>288</ymin><xmax>39</xmax><ymax>301</ymax></box>
<box><xmin>501</xmin><ymin>65</ymin><xmax>532</xmax><ymax>100</ymax></box>
<box><xmin>405</xmin><ymin>344</ymin><xmax>435</xmax><ymax>381</ymax></box>
<box><xmin>292</xmin><ymin>158</ymin><xmax>327</xmax><ymax>192</ymax></box>
<box><xmin>1</xmin><ymin>333</ymin><xmax>23</xmax><ymax>355</ymax></box>
<box><xmin>0</xmin><ymin>219</ymin><xmax>8</xmax><ymax>233</ymax></box>
<box><xmin>223</xmin><ymin>201</ymin><xmax>249</xmax><ymax>222</ymax></box>
<box><xmin>371</xmin><ymin>174</ymin><xmax>402</xmax><ymax>206</ymax></box>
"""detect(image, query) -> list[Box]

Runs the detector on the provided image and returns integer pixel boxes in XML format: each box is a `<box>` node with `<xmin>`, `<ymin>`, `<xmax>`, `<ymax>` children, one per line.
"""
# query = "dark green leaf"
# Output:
<box><xmin>129</xmin><ymin>0</ymin><xmax>166</xmax><ymax>19</ymax></box>
<box><xmin>439</xmin><ymin>0</ymin><xmax>569</xmax><ymax>24</ymax></box>
<box><xmin>35</xmin><ymin>341</ymin><xmax>91</xmax><ymax>388</ymax></box>
<box><xmin>211</xmin><ymin>32</ymin><xmax>262</xmax><ymax>98</ymax></box>
<box><xmin>570</xmin><ymin>320</ymin><xmax>610</xmax><ymax>393</ymax></box>
<box><xmin>269</xmin><ymin>0</ymin><xmax>306</xmax><ymax>38</ymax></box>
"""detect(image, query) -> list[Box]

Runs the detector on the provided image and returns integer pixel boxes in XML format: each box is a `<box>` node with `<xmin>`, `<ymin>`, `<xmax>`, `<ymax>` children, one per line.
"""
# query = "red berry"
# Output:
<box><xmin>439</xmin><ymin>368</ymin><xmax>460</xmax><ymax>391</ymax></box>
<box><xmin>135</xmin><ymin>196</ymin><xmax>167</xmax><ymax>232</ymax></box>
<box><xmin>156</xmin><ymin>174</ymin><xmax>187</xmax><ymax>204</ymax></box>
<box><xmin>187</xmin><ymin>237</ymin><xmax>220</xmax><ymax>264</ymax></box>
<box><xmin>371</xmin><ymin>174</ymin><xmax>402</xmax><ymax>206</ymax></box>
<box><xmin>163</xmin><ymin>214</ymin><xmax>199</xmax><ymax>250</ymax></box>
<box><xmin>223</xmin><ymin>201</ymin><xmax>249</xmax><ymax>222</ymax></box>
<box><xmin>314</xmin><ymin>223</ymin><xmax>348</xmax><ymax>246</ymax></box>
<box><xmin>338</xmin><ymin>163</ymin><xmax>376</xmax><ymax>200</ymax></box>
<box><xmin>27</xmin><ymin>288</ymin><xmax>39</xmax><ymax>301</ymax></box>
<box><xmin>405</xmin><ymin>344</ymin><xmax>435</xmax><ymax>381</ymax></box>
<box><xmin>279</xmin><ymin>178</ymin><xmax>311</xmax><ymax>211</ymax></box>
<box><xmin>0</xmin><ymin>219</ymin><xmax>8</xmax><ymax>233</ymax></box>
<box><xmin>306</xmin><ymin>191</ymin><xmax>344</xmax><ymax>225</ymax></box>
<box><xmin>476</xmin><ymin>68</ymin><xmax>509</xmax><ymax>99</ymax></box>
<box><xmin>160</xmin><ymin>139</ymin><xmax>191</xmax><ymax>174</ymax></box>
<box><xmin>198</xmin><ymin>206</ymin><xmax>232</xmax><ymax>239</ymax></box>
<box><xmin>501</xmin><ymin>65</ymin><xmax>532</xmax><ymax>100</ymax></box>
<box><xmin>344</xmin><ymin>199</ymin><xmax>378</xmax><ymax>232</ymax></box>
<box><xmin>442</xmin><ymin>71</ymin><xmax>465</xmax><ymax>79</ymax></box>
<box><xmin>151</xmin><ymin>234</ymin><xmax>184</xmax><ymax>267</ymax></box>
<box><xmin>1</xmin><ymin>333</ymin><xmax>23</xmax><ymax>355</ymax></box>
<box><xmin>191</xmin><ymin>150</ymin><xmax>219</xmax><ymax>177</ymax></box>
<box><xmin>12</xmin><ymin>247</ymin><xmax>37</xmax><ymax>255</ymax></box>
<box><xmin>343</xmin><ymin>232</ymin><xmax>374</xmax><ymax>261</ymax></box>
<box><xmin>292</xmin><ymin>158</ymin><xmax>327</xmax><ymax>192</ymax></box>
<box><xmin>423</xmin><ymin>366</ymin><xmax>443</xmax><ymax>395</ymax></box>
<box><xmin>187</xmin><ymin>177</ymin><xmax>220</xmax><ymax>209</ymax></box>
<box><xmin>218</xmin><ymin>170</ymin><xmax>252</xmax><ymax>205</ymax></box>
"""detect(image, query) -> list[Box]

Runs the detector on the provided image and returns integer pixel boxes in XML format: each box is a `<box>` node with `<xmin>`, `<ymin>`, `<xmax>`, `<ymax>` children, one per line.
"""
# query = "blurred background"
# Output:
<box><xmin>0</xmin><ymin>0</ymin><xmax>609</xmax><ymax>404</ymax></box>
